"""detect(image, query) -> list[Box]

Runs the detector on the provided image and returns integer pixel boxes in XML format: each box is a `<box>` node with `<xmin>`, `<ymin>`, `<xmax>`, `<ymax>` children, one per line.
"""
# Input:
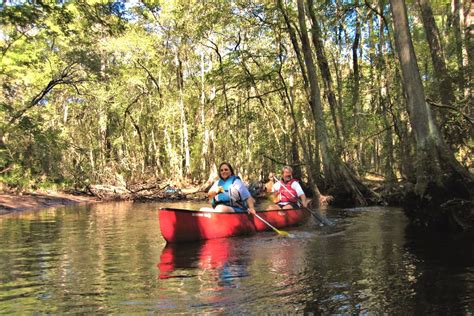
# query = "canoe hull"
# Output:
<box><xmin>159</xmin><ymin>208</ymin><xmax>310</xmax><ymax>243</ymax></box>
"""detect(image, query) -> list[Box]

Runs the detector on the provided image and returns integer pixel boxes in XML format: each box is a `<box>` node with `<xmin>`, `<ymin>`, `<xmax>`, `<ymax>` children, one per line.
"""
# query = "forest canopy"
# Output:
<box><xmin>1</xmin><ymin>0</ymin><xmax>472</xmax><ymax>202</ymax></box>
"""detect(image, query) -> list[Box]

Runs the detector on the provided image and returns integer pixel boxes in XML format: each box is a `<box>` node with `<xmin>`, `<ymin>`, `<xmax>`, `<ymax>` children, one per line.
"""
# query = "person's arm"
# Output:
<box><xmin>299</xmin><ymin>194</ymin><xmax>308</xmax><ymax>207</ymax></box>
<box><xmin>294</xmin><ymin>182</ymin><xmax>308</xmax><ymax>207</ymax></box>
<box><xmin>247</xmin><ymin>196</ymin><xmax>256</xmax><ymax>214</ymax></box>
<box><xmin>208</xmin><ymin>182</ymin><xmax>222</xmax><ymax>199</ymax></box>
<box><xmin>271</xmin><ymin>182</ymin><xmax>281</xmax><ymax>203</ymax></box>
<box><xmin>236</xmin><ymin>180</ymin><xmax>257</xmax><ymax>214</ymax></box>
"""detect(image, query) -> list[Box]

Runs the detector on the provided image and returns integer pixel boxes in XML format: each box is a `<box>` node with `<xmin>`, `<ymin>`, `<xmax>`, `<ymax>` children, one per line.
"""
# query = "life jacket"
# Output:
<box><xmin>278</xmin><ymin>179</ymin><xmax>299</xmax><ymax>203</ymax></box>
<box><xmin>212</xmin><ymin>176</ymin><xmax>247</xmax><ymax>208</ymax></box>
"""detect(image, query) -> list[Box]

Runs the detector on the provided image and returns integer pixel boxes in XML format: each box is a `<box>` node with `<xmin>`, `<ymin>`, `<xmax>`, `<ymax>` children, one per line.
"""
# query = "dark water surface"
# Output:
<box><xmin>0</xmin><ymin>202</ymin><xmax>472</xmax><ymax>314</ymax></box>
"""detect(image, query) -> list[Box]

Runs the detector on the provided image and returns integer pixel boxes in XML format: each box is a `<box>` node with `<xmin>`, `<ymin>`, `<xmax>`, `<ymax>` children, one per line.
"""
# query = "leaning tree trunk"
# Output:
<box><xmin>277</xmin><ymin>0</ymin><xmax>309</xmax><ymax>90</ymax></box>
<box><xmin>277</xmin><ymin>62</ymin><xmax>323</xmax><ymax>204</ymax></box>
<box><xmin>389</xmin><ymin>0</ymin><xmax>474</xmax><ymax>230</ymax></box>
<box><xmin>296</xmin><ymin>0</ymin><xmax>371</xmax><ymax>206</ymax></box>
<box><xmin>276</xmin><ymin>0</ymin><xmax>324</xmax><ymax>203</ymax></box>
<box><xmin>306</xmin><ymin>0</ymin><xmax>343</xmax><ymax>146</ymax></box>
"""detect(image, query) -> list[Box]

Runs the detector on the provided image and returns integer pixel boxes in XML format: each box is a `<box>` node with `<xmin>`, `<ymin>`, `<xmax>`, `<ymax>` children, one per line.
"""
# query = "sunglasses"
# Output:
<box><xmin>220</xmin><ymin>168</ymin><xmax>230</xmax><ymax>171</ymax></box>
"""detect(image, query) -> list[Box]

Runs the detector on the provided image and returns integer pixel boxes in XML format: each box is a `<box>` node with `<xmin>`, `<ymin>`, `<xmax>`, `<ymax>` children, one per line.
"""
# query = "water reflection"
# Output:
<box><xmin>157</xmin><ymin>238</ymin><xmax>249</xmax><ymax>288</ymax></box>
<box><xmin>155</xmin><ymin>237</ymin><xmax>254</xmax><ymax>313</ymax></box>
<box><xmin>0</xmin><ymin>203</ymin><xmax>472</xmax><ymax>314</ymax></box>
<box><xmin>0</xmin><ymin>202</ymin><xmax>165</xmax><ymax>314</ymax></box>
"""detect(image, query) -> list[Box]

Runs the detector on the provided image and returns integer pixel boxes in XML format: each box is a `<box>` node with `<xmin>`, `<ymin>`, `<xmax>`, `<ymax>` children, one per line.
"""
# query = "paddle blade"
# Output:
<box><xmin>252</xmin><ymin>212</ymin><xmax>295</xmax><ymax>238</ymax></box>
<box><xmin>276</xmin><ymin>229</ymin><xmax>295</xmax><ymax>238</ymax></box>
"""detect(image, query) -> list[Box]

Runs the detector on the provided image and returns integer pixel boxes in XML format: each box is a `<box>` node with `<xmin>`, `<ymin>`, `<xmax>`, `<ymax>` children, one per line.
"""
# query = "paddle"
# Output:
<box><xmin>248</xmin><ymin>210</ymin><xmax>294</xmax><ymax>238</ymax></box>
<box><xmin>273</xmin><ymin>176</ymin><xmax>334</xmax><ymax>226</ymax></box>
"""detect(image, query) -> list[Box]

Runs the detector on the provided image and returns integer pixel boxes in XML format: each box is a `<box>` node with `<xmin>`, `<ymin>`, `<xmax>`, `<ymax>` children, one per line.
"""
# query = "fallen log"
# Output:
<box><xmin>87</xmin><ymin>184</ymin><xmax>131</xmax><ymax>200</ymax></box>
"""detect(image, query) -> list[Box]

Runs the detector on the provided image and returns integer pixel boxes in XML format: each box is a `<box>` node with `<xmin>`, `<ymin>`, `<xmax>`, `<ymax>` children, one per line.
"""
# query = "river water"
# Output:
<box><xmin>0</xmin><ymin>201</ymin><xmax>472</xmax><ymax>314</ymax></box>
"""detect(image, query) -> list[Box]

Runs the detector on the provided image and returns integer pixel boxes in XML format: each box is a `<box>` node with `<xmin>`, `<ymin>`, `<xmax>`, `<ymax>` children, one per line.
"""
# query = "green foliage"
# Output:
<box><xmin>0</xmin><ymin>0</ymin><xmax>470</xmax><ymax>191</ymax></box>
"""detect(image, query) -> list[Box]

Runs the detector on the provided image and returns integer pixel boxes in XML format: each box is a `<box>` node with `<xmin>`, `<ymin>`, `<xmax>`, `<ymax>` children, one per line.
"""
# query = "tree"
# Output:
<box><xmin>389</xmin><ymin>0</ymin><xmax>473</xmax><ymax>230</ymax></box>
<box><xmin>294</xmin><ymin>0</ymin><xmax>371</xmax><ymax>206</ymax></box>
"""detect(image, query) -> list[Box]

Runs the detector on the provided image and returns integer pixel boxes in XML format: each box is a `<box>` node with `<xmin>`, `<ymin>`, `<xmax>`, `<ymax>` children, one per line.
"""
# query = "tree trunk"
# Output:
<box><xmin>352</xmin><ymin>0</ymin><xmax>361</xmax><ymax>115</ymax></box>
<box><xmin>296</xmin><ymin>0</ymin><xmax>370</xmax><ymax>206</ymax></box>
<box><xmin>176</xmin><ymin>49</ymin><xmax>190</xmax><ymax>179</ymax></box>
<box><xmin>377</xmin><ymin>2</ymin><xmax>397</xmax><ymax>183</ymax></box>
<box><xmin>417</xmin><ymin>0</ymin><xmax>455</xmax><ymax>106</ymax></box>
<box><xmin>278</xmin><ymin>69</ymin><xmax>321</xmax><ymax>202</ymax></box>
<box><xmin>452</xmin><ymin>0</ymin><xmax>466</xmax><ymax>93</ymax></box>
<box><xmin>296</xmin><ymin>0</ymin><xmax>329</xmax><ymax>174</ymax></box>
<box><xmin>306</xmin><ymin>0</ymin><xmax>343</xmax><ymax>145</ymax></box>
<box><xmin>277</xmin><ymin>1</ymin><xmax>324</xmax><ymax>195</ymax></box>
<box><xmin>273</xmin><ymin>30</ymin><xmax>325</xmax><ymax>202</ymax></box>
<box><xmin>277</xmin><ymin>0</ymin><xmax>309</xmax><ymax>90</ymax></box>
<box><xmin>291</xmin><ymin>127</ymin><xmax>302</xmax><ymax>179</ymax></box>
<box><xmin>389</xmin><ymin>0</ymin><xmax>474</xmax><ymax>230</ymax></box>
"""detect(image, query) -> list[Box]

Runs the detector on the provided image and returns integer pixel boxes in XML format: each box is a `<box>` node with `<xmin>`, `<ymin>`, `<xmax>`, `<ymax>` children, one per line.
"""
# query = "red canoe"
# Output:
<box><xmin>159</xmin><ymin>207</ymin><xmax>310</xmax><ymax>243</ymax></box>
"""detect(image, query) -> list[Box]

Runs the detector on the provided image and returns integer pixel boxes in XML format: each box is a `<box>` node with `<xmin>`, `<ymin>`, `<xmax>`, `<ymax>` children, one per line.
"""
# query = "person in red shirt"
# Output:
<box><xmin>267</xmin><ymin>166</ymin><xmax>308</xmax><ymax>210</ymax></box>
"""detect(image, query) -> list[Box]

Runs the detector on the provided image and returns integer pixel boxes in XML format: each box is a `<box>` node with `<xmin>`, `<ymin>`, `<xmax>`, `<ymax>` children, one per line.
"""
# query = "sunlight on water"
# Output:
<box><xmin>0</xmin><ymin>202</ymin><xmax>472</xmax><ymax>314</ymax></box>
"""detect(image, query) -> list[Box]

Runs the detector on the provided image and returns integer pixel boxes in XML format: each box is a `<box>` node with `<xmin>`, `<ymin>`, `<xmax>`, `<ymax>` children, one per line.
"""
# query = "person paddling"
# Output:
<box><xmin>267</xmin><ymin>166</ymin><xmax>308</xmax><ymax>210</ymax></box>
<box><xmin>200</xmin><ymin>162</ymin><xmax>256</xmax><ymax>214</ymax></box>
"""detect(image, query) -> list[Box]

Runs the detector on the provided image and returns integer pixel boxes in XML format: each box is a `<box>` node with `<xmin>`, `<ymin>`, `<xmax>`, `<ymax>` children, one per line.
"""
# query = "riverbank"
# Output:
<box><xmin>0</xmin><ymin>191</ymin><xmax>99</xmax><ymax>214</ymax></box>
<box><xmin>0</xmin><ymin>176</ymin><xmax>399</xmax><ymax>215</ymax></box>
<box><xmin>0</xmin><ymin>179</ymin><xmax>383</xmax><ymax>215</ymax></box>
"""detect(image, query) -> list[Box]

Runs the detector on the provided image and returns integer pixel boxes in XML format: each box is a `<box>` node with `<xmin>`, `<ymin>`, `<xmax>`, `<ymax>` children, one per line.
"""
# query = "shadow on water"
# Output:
<box><xmin>403</xmin><ymin>227</ymin><xmax>474</xmax><ymax>315</ymax></box>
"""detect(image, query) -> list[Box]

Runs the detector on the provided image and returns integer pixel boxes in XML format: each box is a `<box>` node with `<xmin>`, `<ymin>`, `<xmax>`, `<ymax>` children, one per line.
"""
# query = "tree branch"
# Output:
<box><xmin>8</xmin><ymin>63</ymin><xmax>84</xmax><ymax>126</ymax></box>
<box><xmin>427</xmin><ymin>99</ymin><xmax>473</xmax><ymax>124</ymax></box>
<box><xmin>263</xmin><ymin>154</ymin><xmax>306</xmax><ymax>167</ymax></box>
<box><xmin>361</xmin><ymin>124</ymin><xmax>395</xmax><ymax>142</ymax></box>
<box><xmin>244</xmin><ymin>87</ymin><xmax>285</xmax><ymax>101</ymax></box>
<box><xmin>136</xmin><ymin>60</ymin><xmax>161</xmax><ymax>94</ymax></box>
